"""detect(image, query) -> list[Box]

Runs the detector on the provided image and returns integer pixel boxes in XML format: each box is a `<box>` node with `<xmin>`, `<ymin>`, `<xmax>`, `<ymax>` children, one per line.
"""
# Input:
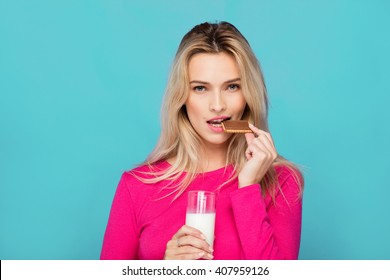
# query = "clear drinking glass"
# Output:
<box><xmin>185</xmin><ymin>191</ymin><xmax>216</xmax><ymax>247</ymax></box>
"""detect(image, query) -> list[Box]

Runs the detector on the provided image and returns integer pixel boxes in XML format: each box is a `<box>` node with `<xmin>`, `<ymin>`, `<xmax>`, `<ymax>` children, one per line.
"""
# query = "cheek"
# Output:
<box><xmin>185</xmin><ymin>98</ymin><xmax>203</xmax><ymax>121</ymax></box>
<box><xmin>231</xmin><ymin>95</ymin><xmax>247</xmax><ymax>113</ymax></box>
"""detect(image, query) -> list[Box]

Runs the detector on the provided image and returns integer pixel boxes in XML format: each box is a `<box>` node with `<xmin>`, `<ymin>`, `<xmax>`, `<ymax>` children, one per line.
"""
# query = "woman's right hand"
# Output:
<box><xmin>164</xmin><ymin>225</ymin><xmax>214</xmax><ymax>260</ymax></box>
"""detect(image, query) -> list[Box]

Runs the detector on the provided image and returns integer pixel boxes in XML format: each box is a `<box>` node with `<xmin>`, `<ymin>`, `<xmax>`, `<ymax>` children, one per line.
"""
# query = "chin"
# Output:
<box><xmin>203</xmin><ymin>135</ymin><xmax>231</xmax><ymax>146</ymax></box>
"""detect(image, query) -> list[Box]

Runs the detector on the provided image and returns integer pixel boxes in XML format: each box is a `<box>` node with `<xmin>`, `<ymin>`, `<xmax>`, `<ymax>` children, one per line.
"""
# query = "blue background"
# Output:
<box><xmin>1</xmin><ymin>0</ymin><xmax>389</xmax><ymax>259</ymax></box>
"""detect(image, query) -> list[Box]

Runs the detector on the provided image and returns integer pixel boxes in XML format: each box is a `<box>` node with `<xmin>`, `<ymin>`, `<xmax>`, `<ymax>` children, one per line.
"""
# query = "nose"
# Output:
<box><xmin>209</xmin><ymin>91</ymin><xmax>226</xmax><ymax>113</ymax></box>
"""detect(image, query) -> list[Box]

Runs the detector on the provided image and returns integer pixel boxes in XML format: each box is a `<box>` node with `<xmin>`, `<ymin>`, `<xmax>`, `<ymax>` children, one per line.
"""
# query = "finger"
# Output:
<box><xmin>245</xmin><ymin>142</ymin><xmax>263</xmax><ymax>160</ymax></box>
<box><xmin>244</xmin><ymin>132</ymin><xmax>255</xmax><ymax>144</ymax></box>
<box><xmin>248</xmin><ymin>123</ymin><xmax>264</xmax><ymax>137</ymax></box>
<box><xmin>176</xmin><ymin>251</ymin><xmax>206</xmax><ymax>260</ymax></box>
<box><xmin>246</xmin><ymin>125</ymin><xmax>274</xmax><ymax>148</ymax></box>
<box><xmin>248</xmin><ymin>124</ymin><xmax>276</xmax><ymax>154</ymax></box>
<box><xmin>252</xmin><ymin>135</ymin><xmax>277</xmax><ymax>157</ymax></box>
<box><xmin>171</xmin><ymin>225</ymin><xmax>212</xmax><ymax>253</ymax></box>
<box><xmin>246</xmin><ymin>139</ymin><xmax>277</xmax><ymax>164</ymax></box>
<box><xmin>261</xmin><ymin>132</ymin><xmax>276</xmax><ymax>149</ymax></box>
<box><xmin>165</xmin><ymin>240</ymin><xmax>213</xmax><ymax>260</ymax></box>
<box><xmin>166</xmin><ymin>239</ymin><xmax>213</xmax><ymax>260</ymax></box>
<box><xmin>176</xmin><ymin>246</ymin><xmax>214</xmax><ymax>260</ymax></box>
<box><xmin>248</xmin><ymin>124</ymin><xmax>274</xmax><ymax>142</ymax></box>
<box><xmin>173</xmin><ymin>225</ymin><xmax>206</xmax><ymax>241</ymax></box>
<box><xmin>245</xmin><ymin>147</ymin><xmax>252</xmax><ymax>160</ymax></box>
<box><xmin>245</xmin><ymin>139</ymin><xmax>260</xmax><ymax>158</ymax></box>
<box><xmin>177</xmin><ymin>235</ymin><xmax>213</xmax><ymax>253</ymax></box>
<box><xmin>164</xmin><ymin>248</ymin><xmax>208</xmax><ymax>260</ymax></box>
<box><xmin>175</xmin><ymin>250</ymin><xmax>213</xmax><ymax>260</ymax></box>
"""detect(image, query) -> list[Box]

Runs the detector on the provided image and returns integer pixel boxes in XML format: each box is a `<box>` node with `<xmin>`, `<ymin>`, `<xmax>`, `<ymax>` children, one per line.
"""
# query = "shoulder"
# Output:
<box><xmin>274</xmin><ymin>164</ymin><xmax>304</xmax><ymax>198</ymax></box>
<box><xmin>129</xmin><ymin>160</ymin><xmax>169</xmax><ymax>173</ymax></box>
<box><xmin>275</xmin><ymin>165</ymin><xmax>303</xmax><ymax>185</ymax></box>
<box><xmin>119</xmin><ymin>160</ymin><xmax>170</xmax><ymax>188</ymax></box>
<box><xmin>125</xmin><ymin>160</ymin><xmax>169</xmax><ymax>177</ymax></box>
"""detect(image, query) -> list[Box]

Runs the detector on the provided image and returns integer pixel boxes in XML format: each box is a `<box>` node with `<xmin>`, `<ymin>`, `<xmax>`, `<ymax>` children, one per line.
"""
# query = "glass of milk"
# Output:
<box><xmin>185</xmin><ymin>191</ymin><xmax>216</xmax><ymax>247</ymax></box>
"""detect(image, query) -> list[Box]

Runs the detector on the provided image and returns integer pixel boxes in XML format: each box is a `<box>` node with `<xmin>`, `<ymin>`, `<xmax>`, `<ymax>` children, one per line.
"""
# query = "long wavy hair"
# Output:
<box><xmin>132</xmin><ymin>21</ymin><xmax>303</xmax><ymax>202</ymax></box>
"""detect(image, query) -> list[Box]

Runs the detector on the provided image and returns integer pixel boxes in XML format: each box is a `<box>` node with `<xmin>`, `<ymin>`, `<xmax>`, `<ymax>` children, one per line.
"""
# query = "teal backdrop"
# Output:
<box><xmin>1</xmin><ymin>0</ymin><xmax>389</xmax><ymax>259</ymax></box>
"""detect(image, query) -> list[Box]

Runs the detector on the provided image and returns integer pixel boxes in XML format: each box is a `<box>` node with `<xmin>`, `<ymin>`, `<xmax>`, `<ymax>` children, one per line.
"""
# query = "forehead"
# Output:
<box><xmin>188</xmin><ymin>52</ymin><xmax>240</xmax><ymax>82</ymax></box>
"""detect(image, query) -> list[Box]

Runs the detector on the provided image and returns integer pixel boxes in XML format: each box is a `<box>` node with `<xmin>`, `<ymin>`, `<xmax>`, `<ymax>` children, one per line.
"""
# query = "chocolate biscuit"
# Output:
<box><xmin>222</xmin><ymin>120</ymin><xmax>252</xmax><ymax>133</ymax></box>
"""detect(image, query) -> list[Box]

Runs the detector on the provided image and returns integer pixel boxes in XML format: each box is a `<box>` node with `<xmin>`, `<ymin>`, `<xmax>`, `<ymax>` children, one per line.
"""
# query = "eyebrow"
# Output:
<box><xmin>189</xmin><ymin>78</ymin><xmax>241</xmax><ymax>84</ymax></box>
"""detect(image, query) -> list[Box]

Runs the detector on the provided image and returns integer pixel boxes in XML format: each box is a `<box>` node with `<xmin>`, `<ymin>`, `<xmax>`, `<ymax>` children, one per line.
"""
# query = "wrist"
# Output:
<box><xmin>238</xmin><ymin>180</ymin><xmax>256</xmax><ymax>188</ymax></box>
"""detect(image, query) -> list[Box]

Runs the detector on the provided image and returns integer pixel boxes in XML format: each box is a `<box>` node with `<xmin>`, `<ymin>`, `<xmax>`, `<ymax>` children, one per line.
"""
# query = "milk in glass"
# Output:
<box><xmin>185</xmin><ymin>191</ymin><xmax>216</xmax><ymax>246</ymax></box>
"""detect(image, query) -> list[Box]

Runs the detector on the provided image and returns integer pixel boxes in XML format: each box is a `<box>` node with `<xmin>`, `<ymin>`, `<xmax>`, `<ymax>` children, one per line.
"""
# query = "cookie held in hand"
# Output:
<box><xmin>222</xmin><ymin>120</ymin><xmax>252</xmax><ymax>133</ymax></box>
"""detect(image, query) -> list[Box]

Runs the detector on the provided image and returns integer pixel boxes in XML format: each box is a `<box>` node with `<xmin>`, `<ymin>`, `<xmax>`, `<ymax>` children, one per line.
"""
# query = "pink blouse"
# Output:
<box><xmin>100</xmin><ymin>161</ymin><xmax>303</xmax><ymax>260</ymax></box>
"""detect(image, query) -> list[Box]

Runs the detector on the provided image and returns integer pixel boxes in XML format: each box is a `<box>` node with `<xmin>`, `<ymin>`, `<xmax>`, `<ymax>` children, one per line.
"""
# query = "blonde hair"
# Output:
<box><xmin>132</xmin><ymin>21</ymin><xmax>303</xmax><ymax>202</ymax></box>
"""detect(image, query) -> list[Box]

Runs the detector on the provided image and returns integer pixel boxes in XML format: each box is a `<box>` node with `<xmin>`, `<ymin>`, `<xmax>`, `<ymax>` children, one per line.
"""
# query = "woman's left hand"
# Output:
<box><xmin>238</xmin><ymin>123</ymin><xmax>278</xmax><ymax>188</ymax></box>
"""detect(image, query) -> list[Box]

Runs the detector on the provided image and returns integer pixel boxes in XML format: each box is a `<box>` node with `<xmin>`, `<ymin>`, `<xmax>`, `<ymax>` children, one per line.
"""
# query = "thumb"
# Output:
<box><xmin>244</xmin><ymin>132</ymin><xmax>255</xmax><ymax>144</ymax></box>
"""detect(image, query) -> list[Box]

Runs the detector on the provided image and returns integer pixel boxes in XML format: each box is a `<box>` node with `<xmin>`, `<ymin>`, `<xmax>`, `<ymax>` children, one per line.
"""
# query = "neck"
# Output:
<box><xmin>166</xmin><ymin>141</ymin><xmax>230</xmax><ymax>173</ymax></box>
<box><xmin>198</xmin><ymin>141</ymin><xmax>228</xmax><ymax>172</ymax></box>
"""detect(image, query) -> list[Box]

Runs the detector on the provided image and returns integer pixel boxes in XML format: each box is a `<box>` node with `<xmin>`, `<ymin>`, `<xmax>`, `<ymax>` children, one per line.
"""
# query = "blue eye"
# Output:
<box><xmin>193</xmin><ymin>86</ymin><xmax>206</xmax><ymax>92</ymax></box>
<box><xmin>227</xmin><ymin>84</ymin><xmax>240</xmax><ymax>91</ymax></box>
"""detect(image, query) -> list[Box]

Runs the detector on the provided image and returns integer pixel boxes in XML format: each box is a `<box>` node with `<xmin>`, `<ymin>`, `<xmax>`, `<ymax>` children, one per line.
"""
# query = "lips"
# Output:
<box><xmin>206</xmin><ymin>116</ymin><xmax>231</xmax><ymax>127</ymax></box>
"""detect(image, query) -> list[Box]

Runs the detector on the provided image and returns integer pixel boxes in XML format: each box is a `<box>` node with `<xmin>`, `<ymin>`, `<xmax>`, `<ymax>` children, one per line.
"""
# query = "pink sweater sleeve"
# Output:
<box><xmin>229</xmin><ymin>171</ymin><xmax>302</xmax><ymax>260</ymax></box>
<box><xmin>100</xmin><ymin>174</ymin><xmax>139</xmax><ymax>260</ymax></box>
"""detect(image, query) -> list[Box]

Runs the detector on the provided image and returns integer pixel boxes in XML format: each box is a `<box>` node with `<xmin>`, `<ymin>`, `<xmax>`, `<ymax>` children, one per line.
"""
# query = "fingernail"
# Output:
<box><xmin>200</xmin><ymin>234</ymin><xmax>207</xmax><ymax>240</ymax></box>
<box><xmin>198</xmin><ymin>252</ymin><xmax>204</xmax><ymax>257</ymax></box>
<box><xmin>209</xmin><ymin>246</ymin><xmax>214</xmax><ymax>252</ymax></box>
<box><xmin>207</xmin><ymin>253</ymin><xmax>214</xmax><ymax>259</ymax></box>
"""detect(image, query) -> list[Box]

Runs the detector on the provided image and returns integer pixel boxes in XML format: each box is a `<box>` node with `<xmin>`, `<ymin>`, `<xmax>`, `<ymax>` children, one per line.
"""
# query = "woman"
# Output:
<box><xmin>100</xmin><ymin>21</ymin><xmax>303</xmax><ymax>260</ymax></box>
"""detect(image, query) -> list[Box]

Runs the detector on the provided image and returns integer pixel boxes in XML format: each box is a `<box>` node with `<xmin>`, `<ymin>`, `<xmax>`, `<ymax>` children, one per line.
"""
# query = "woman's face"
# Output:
<box><xmin>185</xmin><ymin>52</ymin><xmax>247</xmax><ymax>148</ymax></box>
